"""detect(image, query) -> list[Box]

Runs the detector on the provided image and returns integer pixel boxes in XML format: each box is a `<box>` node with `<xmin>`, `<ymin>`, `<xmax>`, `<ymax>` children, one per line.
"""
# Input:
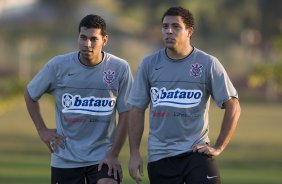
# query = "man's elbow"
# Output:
<box><xmin>229</xmin><ymin>98</ymin><xmax>241</xmax><ymax>118</ymax></box>
<box><xmin>24</xmin><ymin>89</ymin><xmax>36</xmax><ymax>103</ymax></box>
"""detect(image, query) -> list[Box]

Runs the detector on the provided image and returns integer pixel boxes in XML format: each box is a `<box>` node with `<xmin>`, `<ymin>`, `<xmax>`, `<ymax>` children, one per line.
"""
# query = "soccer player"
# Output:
<box><xmin>128</xmin><ymin>6</ymin><xmax>241</xmax><ymax>184</ymax></box>
<box><xmin>24</xmin><ymin>14</ymin><xmax>133</xmax><ymax>184</ymax></box>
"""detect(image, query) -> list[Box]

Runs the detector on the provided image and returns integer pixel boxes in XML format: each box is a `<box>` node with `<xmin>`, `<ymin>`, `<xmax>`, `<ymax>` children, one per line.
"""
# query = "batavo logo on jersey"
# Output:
<box><xmin>61</xmin><ymin>93</ymin><xmax>116</xmax><ymax>116</ymax></box>
<box><xmin>150</xmin><ymin>87</ymin><xmax>203</xmax><ymax>108</ymax></box>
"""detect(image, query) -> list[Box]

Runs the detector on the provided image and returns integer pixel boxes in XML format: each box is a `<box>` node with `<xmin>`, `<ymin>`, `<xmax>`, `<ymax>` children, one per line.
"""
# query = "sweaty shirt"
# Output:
<box><xmin>128</xmin><ymin>47</ymin><xmax>238</xmax><ymax>162</ymax></box>
<box><xmin>27</xmin><ymin>51</ymin><xmax>133</xmax><ymax>168</ymax></box>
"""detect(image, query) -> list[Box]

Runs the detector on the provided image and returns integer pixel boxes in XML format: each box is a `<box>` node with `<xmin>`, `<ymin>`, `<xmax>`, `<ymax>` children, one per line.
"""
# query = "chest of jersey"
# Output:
<box><xmin>149</xmin><ymin>60</ymin><xmax>207</xmax><ymax>89</ymax></box>
<box><xmin>147</xmin><ymin>58</ymin><xmax>211</xmax><ymax>111</ymax></box>
<box><xmin>55</xmin><ymin>64</ymin><xmax>121</xmax><ymax>116</ymax></box>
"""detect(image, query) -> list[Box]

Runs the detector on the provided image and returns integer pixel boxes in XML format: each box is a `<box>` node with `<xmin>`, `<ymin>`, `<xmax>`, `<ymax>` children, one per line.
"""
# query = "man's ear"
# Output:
<box><xmin>103</xmin><ymin>35</ymin><xmax>109</xmax><ymax>46</ymax></box>
<box><xmin>187</xmin><ymin>27</ymin><xmax>194</xmax><ymax>38</ymax></box>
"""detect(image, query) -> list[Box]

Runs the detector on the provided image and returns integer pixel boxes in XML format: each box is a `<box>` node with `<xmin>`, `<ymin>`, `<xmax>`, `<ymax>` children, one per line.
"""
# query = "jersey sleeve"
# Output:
<box><xmin>128</xmin><ymin>60</ymin><xmax>151</xmax><ymax>109</ymax></box>
<box><xmin>209</xmin><ymin>57</ymin><xmax>238</xmax><ymax>108</ymax></box>
<box><xmin>116</xmin><ymin>63</ymin><xmax>133</xmax><ymax>113</ymax></box>
<box><xmin>27</xmin><ymin>60</ymin><xmax>57</xmax><ymax>101</ymax></box>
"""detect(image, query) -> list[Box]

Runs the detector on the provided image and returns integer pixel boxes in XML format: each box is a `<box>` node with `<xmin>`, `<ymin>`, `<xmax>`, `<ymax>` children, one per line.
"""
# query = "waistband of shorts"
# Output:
<box><xmin>171</xmin><ymin>151</ymin><xmax>193</xmax><ymax>158</ymax></box>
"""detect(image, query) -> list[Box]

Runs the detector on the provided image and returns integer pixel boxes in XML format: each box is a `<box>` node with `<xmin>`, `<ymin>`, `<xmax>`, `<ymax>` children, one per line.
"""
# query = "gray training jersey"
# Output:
<box><xmin>128</xmin><ymin>47</ymin><xmax>238</xmax><ymax>162</ymax></box>
<box><xmin>27</xmin><ymin>51</ymin><xmax>133</xmax><ymax>168</ymax></box>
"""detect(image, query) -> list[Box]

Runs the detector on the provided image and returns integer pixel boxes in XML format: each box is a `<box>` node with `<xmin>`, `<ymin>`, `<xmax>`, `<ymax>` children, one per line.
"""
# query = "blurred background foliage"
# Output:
<box><xmin>0</xmin><ymin>0</ymin><xmax>282</xmax><ymax>102</ymax></box>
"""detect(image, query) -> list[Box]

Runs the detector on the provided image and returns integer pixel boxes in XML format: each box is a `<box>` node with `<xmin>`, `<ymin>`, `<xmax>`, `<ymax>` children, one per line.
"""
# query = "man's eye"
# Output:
<box><xmin>80</xmin><ymin>36</ymin><xmax>87</xmax><ymax>40</ymax></box>
<box><xmin>91</xmin><ymin>38</ymin><xmax>98</xmax><ymax>42</ymax></box>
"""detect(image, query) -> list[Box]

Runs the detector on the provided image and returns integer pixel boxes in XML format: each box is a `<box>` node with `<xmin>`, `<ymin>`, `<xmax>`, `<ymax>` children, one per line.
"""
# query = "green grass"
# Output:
<box><xmin>0</xmin><ymin>96</ymin><xmax>282</xmax><ymax>184</ymax></box>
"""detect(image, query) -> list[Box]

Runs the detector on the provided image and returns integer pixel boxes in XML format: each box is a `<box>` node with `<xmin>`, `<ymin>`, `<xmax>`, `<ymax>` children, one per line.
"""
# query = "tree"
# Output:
<box><xmin>247</xmin><ymin>0</ymin><xmax>282</xmax><ymax>101</ymax></box>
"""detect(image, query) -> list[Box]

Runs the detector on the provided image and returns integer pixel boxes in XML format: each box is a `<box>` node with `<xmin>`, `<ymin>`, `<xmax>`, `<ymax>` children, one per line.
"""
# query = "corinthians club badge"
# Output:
<box><xmin>103</xmin><ymin>70</ymin><xmax>115</xmax><ymax>84</ymax></box>
<box><xmin>190</xmin><ymin>63</ymin><xmax>203</xmax><ymax>78</ymax></box>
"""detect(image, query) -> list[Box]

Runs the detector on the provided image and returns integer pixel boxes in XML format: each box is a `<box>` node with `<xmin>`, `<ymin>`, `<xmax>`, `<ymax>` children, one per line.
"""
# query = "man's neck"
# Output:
<box><xmin>78</xmin><ymin>52</ymin><xmax>103</xmax><ymax>66</ymax></box>
<box><xmin>166</xmin><ymin>45</ymin><xmax>193</xmax><ymax>60</ymax></box>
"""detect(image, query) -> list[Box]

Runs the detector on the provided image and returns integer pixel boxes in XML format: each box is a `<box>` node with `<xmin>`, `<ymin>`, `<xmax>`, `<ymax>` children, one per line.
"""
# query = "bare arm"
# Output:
<box><xmin>24</xmin><ymin>89</ymin><xmax>64</xmax><ymax>152</ymax></box>
<box><xmin>128</xmin><ymin>107</ymin><xmax>145</xmax><ymax>184</ymax></box>
<box><xmin>214</xmin><ymin>98</ymin><xmax>241</xmax><ymax>152</ymax></box>
<box><xmin>193</xmin><ymin>97</ymin><xmax>241</xmax><ymax>156</ymax></box>
<box><xmin>98</xmin><ymin>111</ymin><xmax>129</xmax><ymax>181</ymax></box>
<box><xmin>110</xmin><ymin>111</ymin><xmax>129</xmax><ymax>157</ymax></box>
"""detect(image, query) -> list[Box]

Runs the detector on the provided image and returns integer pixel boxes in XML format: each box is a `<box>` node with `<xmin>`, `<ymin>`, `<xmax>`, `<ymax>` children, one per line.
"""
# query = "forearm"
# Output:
<box><xmin>128</xmin><ymin>107</ymin><xmax>145</xmax><ymax>154</ymax></box>
<box><xmin>214</xmin><ymin>98</ymin><xmax>241</xmax><ymax>152</ymax></box>
<box><xmin>24</xmin><ymin>89</ymin><xmax>47</xmax><ymax>132</ymax></box>
<box><xmin>109</xmin><ymin>111</ymin><xmax>129</xmax><ymax>157</ymax></box>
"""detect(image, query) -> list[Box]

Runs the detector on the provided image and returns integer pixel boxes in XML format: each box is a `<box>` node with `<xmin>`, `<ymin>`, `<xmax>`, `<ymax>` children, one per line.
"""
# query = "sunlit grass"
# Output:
<box><xmin>0</xmin><ymin>96</ymin><xmax>281</xmax><ymax>183</ymax></box>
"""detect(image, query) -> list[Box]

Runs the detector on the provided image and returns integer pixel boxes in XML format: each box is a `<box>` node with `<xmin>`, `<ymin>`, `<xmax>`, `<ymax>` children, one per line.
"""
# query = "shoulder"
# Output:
<box><xmin>140</xmin><ymin>49</ymin><xmax>164</xmax><ymax>68</ymax></box>
<box><xmin>143</xmin><ymin>49</ymin><xmax>163</xmax><ymax>62</ymax></box>
<box><xmin>48</xmin><ymin>51</ymin><xmax>78</xmax><ymax>67</ymax></box>
<box><xmin>192</xmin><ymin>48</ymin><xmax>222</xmax><ymax>68</ymax></box>
<box><xmin>193</xmin><ymin>48</ymin><xmax>217</xmax><ymax>61</ymax></box>
<box><xmin>104</xmin><ymin>52</ymin><xmax>130</xmax><ymax>68</ymax></box>
<box><xmin>104</xmin><ymin>52</ymin><xmax>128</xmax><ymax>64</ymax></box>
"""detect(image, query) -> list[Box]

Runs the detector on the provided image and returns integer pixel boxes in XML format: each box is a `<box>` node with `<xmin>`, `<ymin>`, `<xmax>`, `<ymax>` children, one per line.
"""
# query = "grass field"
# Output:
<box><xmin>0</xmin><ymin>95</ymin><xmax>282</xmax><ymax>184</ymax></box>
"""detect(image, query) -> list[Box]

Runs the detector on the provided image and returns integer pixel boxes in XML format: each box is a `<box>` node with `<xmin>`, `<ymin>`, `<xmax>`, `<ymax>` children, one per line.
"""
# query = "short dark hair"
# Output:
<box><xmin>78</xmin><ymin>14</ymin><xmax>107</xmax><ymax>37</ymax></box>
<box><xmin>161</xmin><ymin>6</ymin><xmax>195</xmax><ymax>29</ymax></box>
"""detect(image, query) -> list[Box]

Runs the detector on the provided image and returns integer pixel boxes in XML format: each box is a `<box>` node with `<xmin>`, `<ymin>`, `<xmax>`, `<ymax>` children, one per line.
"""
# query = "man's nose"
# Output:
<box><xmin>84</xmin><ymin>39</ymin><xmax>91</xmax><ymax>47</ymax></box>
<box><xmin>166</xmin><ymin>27</ymin><xmax>173</xmax><ymax>34</ymax></box>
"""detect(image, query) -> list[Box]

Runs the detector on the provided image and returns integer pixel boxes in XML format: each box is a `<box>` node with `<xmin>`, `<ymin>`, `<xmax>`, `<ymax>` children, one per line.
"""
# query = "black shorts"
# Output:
<box><xmin>51</xmin><ymin>164</ymin><xmax>120</xmax><ymax>184</ymax></box>
<box><xmin>147</xmin><ymin>152</ymin><xmax>221</xmax><ymax>184</ymax></box>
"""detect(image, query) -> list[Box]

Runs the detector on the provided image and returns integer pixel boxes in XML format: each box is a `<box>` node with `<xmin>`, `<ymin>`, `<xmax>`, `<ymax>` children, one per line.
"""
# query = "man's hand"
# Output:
<box><xmin>128</xmin><ymin>152</ymin><xmax>143</xmax><ymax>184</ymax></box>
<box><xmin>38</xmin><ymin>128</ymin><xmax>65</xmax><ymax>153</ymax></box>
<box><xmin>192</xmin><ymin>144</ymin><xmax>222</xmax><ymax>157</ymax></box>
<box><xmin>98</xmin><ymin>152</ymin><xmax>123</xmax><ymax>181</ymax></box>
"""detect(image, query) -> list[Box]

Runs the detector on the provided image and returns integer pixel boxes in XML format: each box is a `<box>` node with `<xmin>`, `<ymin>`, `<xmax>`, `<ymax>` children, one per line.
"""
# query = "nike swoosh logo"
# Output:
<box><xmin>155</xmin><ymin>67</ymin><xmax>163</xmax><ymax>70</ymax></box>
<box><xmin>67</xmin><ymin>73</ymin><xmax>75</xmax><ymax>76</ymax></box>
<box><xmin>207</xmin><ymin>176</ymin><xmax>218</xmax><ymax>179</ymax></box>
